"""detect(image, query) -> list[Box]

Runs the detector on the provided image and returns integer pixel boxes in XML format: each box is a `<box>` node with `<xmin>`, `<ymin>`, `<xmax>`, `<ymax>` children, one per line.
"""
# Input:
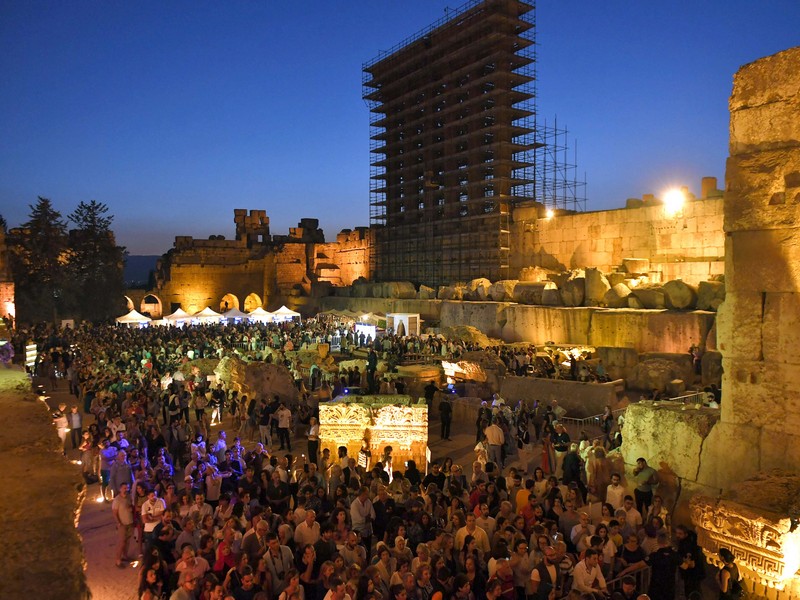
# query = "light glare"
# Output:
<box><xmin>663</xmin><ymin>188</ymin><xmax>685</xmax><ymax>216</ymax></box>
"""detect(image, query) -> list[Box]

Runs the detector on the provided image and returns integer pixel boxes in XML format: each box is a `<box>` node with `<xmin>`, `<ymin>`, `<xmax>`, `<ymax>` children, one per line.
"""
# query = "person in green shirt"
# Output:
<box><xmin>632</xmin><ymin>457</ymin><xmax>658</xmax><ymax>515</ymax></box>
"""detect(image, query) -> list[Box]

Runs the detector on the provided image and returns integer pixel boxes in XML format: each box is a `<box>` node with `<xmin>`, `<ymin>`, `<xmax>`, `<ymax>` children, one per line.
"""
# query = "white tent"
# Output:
<box><xmin>248</xmin><ymin>307</ymin><xmax>275</xmax><ymax>323</ymax></box>
<box><xmin>271</xmin><ymin>305</ymin><xmax>302</xmax><ymax>322</ymax></box>
<box><xmin>193</xmin><ymin>306</ymin><xmax>222</xmax><ymax>324</ymax></box>
<box><xmin>115</xmin><ymin>309</ymin><xmax>152</xmax><ymax>327</ymax></box>
<box><xmin>223</xmin><ymin>307</ymin><xmax>250</xmax><ymax>323</ymax></box>
<box><xmin>164</xmin><ymin>308</ymin><xmax>192</xmax><ymax>325</ymax></box>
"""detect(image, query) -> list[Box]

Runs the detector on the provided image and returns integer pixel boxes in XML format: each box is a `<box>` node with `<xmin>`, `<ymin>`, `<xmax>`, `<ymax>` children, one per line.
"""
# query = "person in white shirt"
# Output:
<box><xmin>484</xmin><ymin>420</ymin><xmax>505</xmax><ymax>467</ymax></box>
<box><xmin>606</xmin><ymin>472</ymin><xmax>627</xmax><ymax>510</ymax></box>
<box><xmin>571</xmin><ymin>549</ymin><xmax>608</xmax><ymax>595</ymax></box>
<box><xmin>623</xmin><ymin>496</ymin><xmax>643</xmax><ymax>530</ymax></box>
<box><xmin>294</xmin><ymin>509</ymin><xmax>321</xmax><ymax>546</ymax></box>
<box><xmin>323</xmin><ymin>577</ymin><xmax>352</xmax><ymax>600</ymax></box>
<box><xmin>570</xmin><ymin>512</ymin><xmax>596</xmax><ymax>553</ymax></box>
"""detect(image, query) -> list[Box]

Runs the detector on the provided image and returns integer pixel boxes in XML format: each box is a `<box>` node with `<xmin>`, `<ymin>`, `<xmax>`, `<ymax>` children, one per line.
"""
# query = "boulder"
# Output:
<box><xmin>549</xmin><ymin>272</ymin><xmax>571</xmax><ymax>289</ymax></box>
<box><xmin>488</xmin><ymin>280</ymin><xmax>517</xmax><ymax>301</ymax></box>
<box><xmin>665</xmin><ymin>379</ymin><xmax>686</xmax><ymax>397</ymax></box>
<box><xmin>541</xmin><ymin>288</ymin><xmax>563</xmax><ymax>306</ymax></box>
<box><xmin>628</xmin><ymin>295</ymin><xmax>645</xmax><ymax>309</ymax></box>
<box><xmin>607</xmin><ymin>272</ymin><xmax>627</xmax><ymax>287</ymax></box>
<box><xmin>622</xmin><ymin>257</ymin><xmax>650</xmax><ymax>274</ymax></box>
<box><xmin>584</xmin><ymin>268</ymin><xmax>611</xmax><ymax>306</ymax></box>
<box><xmin>439</xmin><ymin>325</ymin><xmax>497</xmax><ymax>347</ymax></box>
<box><xmin>628</xmin><ymin>358</ymin><xmax>686</xmax><ymax>392</ymax></box>
<box><xmin>214</xmin><ymin>356</ymin><xmax>299</xmax><ymax>404</ymax></box>
<box><xmin>662</xmin><ymin>279</ymin><xmax>698</xmax><ymax>310</ymax></box>
<box><xmin>418</xmin><ymin>285</ymin><xmax>436</xmax><ymax>300</ymax></box>
<box><xmin>560</xmin><ymin>276</ymin><xmax>585</xmax><ymax>307</ymax></box>
<box><xmin>385</xmin><ymin>281</ymin><xmax>416</xmax><ymax>299</ymax></box>
<box><xmin>518</xmin><ymin>266</ymin><xmax>555</xmax><ymax>282</ymax></box>
<box><xmin>512</xmin><ymin>281</ymin><xmax>556</xmax><ymax>305</ymax></box>
<box><xmin>438</xmin><ymin>285</ymin><xmax>465</xmax><ymax>300</ymax></box>
<box><xmin>630</xmin><ymin>285</ymin><xmax>666</xmax><ymax>309</ymax></box>
<box><xmin>466</xmin><ymin>278</ymin><xmax>492</xmax><ymax>301</ymax></box>
<box><xmin>697</xmin><ymin>281</ymin><xmax>726</xmax><ymax>311</ymax></box>
<box><xmin>352</xmin><ymin>281</ymin><xmax>371</xmax><ymax>298</ymax></box>
<box><xmin>604</xmin><ymin>283</ymin><xmax>632</xmax><ymax>308</ymax></box>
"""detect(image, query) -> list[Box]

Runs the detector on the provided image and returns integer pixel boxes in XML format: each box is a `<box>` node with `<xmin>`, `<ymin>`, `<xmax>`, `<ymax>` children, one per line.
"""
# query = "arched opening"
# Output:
<box><xmin>124</xmin><ymin>296</ymin><xmax>134</xmax><ymax>311</ymax></box>
<box><xmin>141</xmin><ymin>294</ymin><xmax>163</xmax><ymax>318</ymax></box>
<box><xmin>219</xmin><ymin>293</ymin><xmax>240</xmax><ymax>312</ymax></box>
<box><xmin>244</xmin><ymin>293</ymin><xmax>263</xmax><ymax>312</ymax></box>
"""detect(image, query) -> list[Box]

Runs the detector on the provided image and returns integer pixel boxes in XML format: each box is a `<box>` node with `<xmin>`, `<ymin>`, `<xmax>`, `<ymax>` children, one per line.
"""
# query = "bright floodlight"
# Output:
<box><xmin>663</xmin><ymin>188</ymin><xmax>685</xmax><ymax>216</ymax></box>
<box><xmin>545</xmin><ymin>209</ymin><xmax>555</xmax><ymax>219</ymax></box>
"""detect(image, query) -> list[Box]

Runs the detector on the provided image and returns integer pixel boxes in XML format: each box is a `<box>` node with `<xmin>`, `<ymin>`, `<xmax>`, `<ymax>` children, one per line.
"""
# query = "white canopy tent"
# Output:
<box><xmin>192</xmin><ymin>306</ymin><xmax>223</xmax><ymax>324</ymax></box>
<box><xmin>163</xmin><ymin>307</ymin><xmax>192</xmax><ymax>326</ymax></box>
<box><xmin>222</xmin><ymin>307</ymin><xmax>250</xmax><ymax>323</ymax></box>
<box><xmin>248</xmin><ymin>307</ymin><xmax>275</xmax><ymax>323</ymax></box>
<box><xmin>115</xmin><ymin>309</ymin><xmax>152</xmax><ymax>328</ymax></box>
<box><xmin>271</xmin><ymin>305</ymin><xmax>301</xmax><ymax>322</ymax></box>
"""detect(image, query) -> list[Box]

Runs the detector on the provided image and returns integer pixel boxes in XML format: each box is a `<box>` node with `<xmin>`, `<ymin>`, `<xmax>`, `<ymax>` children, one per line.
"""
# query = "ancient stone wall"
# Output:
<box><xmin>157</xmin><ymin>259</ymin><xmax>273</xmax><ymax>314</ymax></box>
<box><xmin>317</xmin><ymin>295</ymin><xmax>715</xmax><ymax>355</ymax></box>
<box><xmin>510</xmin><ymin>196</ymin><xmax>725</xmax><ymax>285</ymax></box>
<box><xmin>715</xmin><ymin>45</ymin><xmax>800</xmax><ymax>474</ymax></box>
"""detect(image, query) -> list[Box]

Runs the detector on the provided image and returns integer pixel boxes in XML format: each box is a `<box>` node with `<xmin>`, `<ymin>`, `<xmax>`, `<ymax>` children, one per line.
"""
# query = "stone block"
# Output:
<box><xmin>628</xmin><ymin>358</ymin><xmax>687</xmax><ymax>392</ymax></box>
<box><xmin>662</xmin><ymin>279</ymin><xmax>698</xmax><ymax>310</ymax></box>
<box><xmin>715</xmin><ymin>291</ymin><xmax>763</xmax><ymax>361</ymax></box>
<box><xmin>418</xmin><ymin>285</ymin><xmax>436</xmax><ymax>300</ymax></box>
<box><xmin>559</xmin><ymin>276</ymin><xmax>584</xmax><ymax>307</ymax></box>
<box><xmin>488</xmin><ymin>280</ymin><xmax>517</xmax><ymax>302</ymax></box>
<box><xmin>696</xmin><ymin>421</ymin><xmax>761</xmax><ymax>491</ymax></box>
<box><xmin>622</xmin><ymin>257</ymin><xmax>650</xmax><ymax>274</ymax></box>
<box><xmin>630</xmin><ymin>285</ymin><xmax>666</xmax><ymax>309</ymax></box>
<box><xmin>627</xmin><ymin>295</ymin><xmax>644</xmax><ymax>309</ymax></box>
<box><xmin>665</xmin><ymin>379</ymin><xmax>686</xmax><ymax>397</ymax></box>
<box><xmin>761</xmin><ymin>292</ymin><xmax>800</xmax><ymax>363</ymax></box>
<box><xmin>608</xmin><ymin>272</ymin><xmax>626</xmax><ymax>287</ymax></box>
<box><xmin>518</xmin><ymin>266</ymin><xmax>556</xmax><ymax>282</ymax></box>
<box><xmin>584</xmin><ymin>267</ymin><xmax>611</xmax><ymax>306</ymax></box>
<box><xmin>465</xmin><ymin>278</ymin><xmax>492</xmax><ymax>301</ymax></box>
<box><xmin>621</xmin><ymin>403</ymin><xmax>719</xmax><ymax>489</ymax></box>
<box><xmin>385</xmin><ymin>281</ymin><xmax>417</xmax><ymax>299</ymax></box>
<box><xmin>438</xmin><ymin>285</ymin><xmax>464</xmax><ymax>301</ymax></box>
<box><xmin>701</xmin><ymin>351</ymin><xmax>723</xmax><ymax>386</ymax></box>
<box><xmin>696</xmin><ymin>281</ymin><xmax>725</xmax><ymax>311</ymax></box>
<box><xmin>541</xmin><ymin>288</ymin><xmax>563</xmax><ymax>306</ymax></box>
<box><xmin>604</xmin><ymin>283</ymin><xmax>632</xmax><ymax>308</ymax></box>
<box><xmin>512</xmin><ymin>281</ymin><xmax>557</xmax><ymax>305</ymax></box>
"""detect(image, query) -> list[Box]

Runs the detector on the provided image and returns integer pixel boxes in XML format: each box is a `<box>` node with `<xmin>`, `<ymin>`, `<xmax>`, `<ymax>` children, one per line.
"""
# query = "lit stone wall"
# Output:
<box><xmin>510</xmin><ymin>198</ymin><xmax>725</xmax><ymax>285</ymax></box>
<box><xmin>716</xmin><ymin>46</ymin><xmax>800</xmax><ymax>474</ymax></box>
<box><xmin>158</xmin><ymin>260</ymin><xmax>273</xmax><ymax>314</ymax></box>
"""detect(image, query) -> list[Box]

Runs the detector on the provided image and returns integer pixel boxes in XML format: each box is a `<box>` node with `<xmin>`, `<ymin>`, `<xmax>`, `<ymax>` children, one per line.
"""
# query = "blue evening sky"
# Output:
<box><xmin>1</xmin><ymin>1</ymin><xmax>797</xmax><ymax>254</ymax></box>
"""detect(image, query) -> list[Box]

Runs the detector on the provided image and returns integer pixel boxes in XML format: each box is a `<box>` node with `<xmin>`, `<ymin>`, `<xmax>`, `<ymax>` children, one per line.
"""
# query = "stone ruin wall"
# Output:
<box><xmin>617</xmin><ymin>48</ymin><xmax>800</xmax><ymax>566</ymax></box>
<box><xmin>157</xmin><ymin>259</ymin><xmax>275</xmax><ymax>315</ymax></box>
<box><xmin>715</xmin><ymin>46</ymin><xmax>800</xmax><ymax>474</ymax></box>
<box><xmin>510</xmin><ymin>195</ymin><xmax>725</xmax><ymax>286</ymax></box>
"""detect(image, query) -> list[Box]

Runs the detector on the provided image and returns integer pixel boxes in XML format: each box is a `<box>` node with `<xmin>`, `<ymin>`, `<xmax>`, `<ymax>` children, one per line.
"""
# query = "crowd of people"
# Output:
<box><xmin>11</xmin><ymin>320</ymin><xmax>730</xmax><ymax>600</ymax></box>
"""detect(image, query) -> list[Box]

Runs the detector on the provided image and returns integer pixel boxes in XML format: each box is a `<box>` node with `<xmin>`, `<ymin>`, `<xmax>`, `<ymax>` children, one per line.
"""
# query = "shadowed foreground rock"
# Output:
<box><xmin>0</xmin><ymin>366</ymin><xmax>89</xmax><ymax>600</ymax></box>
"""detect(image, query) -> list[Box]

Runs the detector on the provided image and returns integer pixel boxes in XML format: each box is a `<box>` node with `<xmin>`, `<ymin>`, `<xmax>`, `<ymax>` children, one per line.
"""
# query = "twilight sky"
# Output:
<box><xmin>1</xmin><ymin>1</ymin><xmax>797</xmax><ymax>255</ymax></box>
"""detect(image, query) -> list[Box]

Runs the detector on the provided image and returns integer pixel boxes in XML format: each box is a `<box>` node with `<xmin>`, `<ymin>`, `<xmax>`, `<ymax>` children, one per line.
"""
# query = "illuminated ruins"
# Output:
<box><xmin>318</xmin><ymin>397</ymin><xmax>429</xmax><ymax>474</ymax></box>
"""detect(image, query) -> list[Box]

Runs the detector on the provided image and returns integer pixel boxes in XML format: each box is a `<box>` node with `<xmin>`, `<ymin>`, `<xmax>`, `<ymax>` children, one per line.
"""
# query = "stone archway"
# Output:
<box><xmin>244</xmin><ymin>293</ymin><xmax>263</xmax><ymax>312</ymax></box>
<box><xmin>219</xmin><ymin>293</ymin><xmax>240</xmax><ymax>312</ymax></box>
<box><xmin>124</xmin><ymin>296</ymin><xmax>134</xmax><ymax>311</ymax></box>
<box><xmin>141</xmin><ymin>294</ymin><xmax>163</xmax><ymax>318</ymax></box>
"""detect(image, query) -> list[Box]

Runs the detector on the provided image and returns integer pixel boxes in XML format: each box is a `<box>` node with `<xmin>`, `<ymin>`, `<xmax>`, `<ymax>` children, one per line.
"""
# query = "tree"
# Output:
<box><xmin>8</xmin><ymin>197</ymin><xmax>71</xmax><ymax>323</ymax></box>
<box><xmin>68</xmin><ymin>200</ymin><xmax>126</xmax><ymax>321</ymax></box>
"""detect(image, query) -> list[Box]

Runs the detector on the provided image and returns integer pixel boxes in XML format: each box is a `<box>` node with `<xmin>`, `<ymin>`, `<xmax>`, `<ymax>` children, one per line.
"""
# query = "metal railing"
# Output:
<box><xmin>668</xmin><ymin>391</ymin><xmax>709</xmax><ymax>404</ymax></box>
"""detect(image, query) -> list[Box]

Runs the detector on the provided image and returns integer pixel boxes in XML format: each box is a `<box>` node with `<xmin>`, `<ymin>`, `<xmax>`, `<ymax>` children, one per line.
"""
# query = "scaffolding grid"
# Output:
<box><xmin>364</xmin><ymin>0</ymin><xmax>584</xmax><ymax>287</ymax></box>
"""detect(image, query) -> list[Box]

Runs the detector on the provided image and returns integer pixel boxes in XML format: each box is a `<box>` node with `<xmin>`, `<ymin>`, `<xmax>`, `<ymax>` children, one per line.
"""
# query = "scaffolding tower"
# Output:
<box><xmin>364</xmin><ymin>0</ymin><xmax>584</xmax><ymax>288</ymax></box>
